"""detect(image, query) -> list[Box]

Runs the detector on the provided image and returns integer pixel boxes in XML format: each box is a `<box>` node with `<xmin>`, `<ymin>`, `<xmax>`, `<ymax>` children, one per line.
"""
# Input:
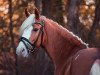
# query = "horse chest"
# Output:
<box><xmin>54</xmin><ymin>57</ymin><xmax>72</xmax><ymax>75</ymax></box>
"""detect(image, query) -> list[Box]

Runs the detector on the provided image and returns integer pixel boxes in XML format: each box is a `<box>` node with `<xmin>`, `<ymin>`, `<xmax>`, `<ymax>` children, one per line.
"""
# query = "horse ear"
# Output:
<box><xmin>25</xmin><ymin>8</ymin><xmax>30</xmax><ymax>17</ymax></box>
<box><xmin>34</xmin><ymin>8</ymin><xmax>40</xmax><ymax>20</ymax></box>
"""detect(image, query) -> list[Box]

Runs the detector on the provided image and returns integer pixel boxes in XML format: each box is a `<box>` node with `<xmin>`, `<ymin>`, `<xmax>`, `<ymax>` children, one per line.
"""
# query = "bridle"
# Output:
<box><xmin>19</xmin><ymin>20</ymin><xmax>44</xmax><ymax>54</ymax></box>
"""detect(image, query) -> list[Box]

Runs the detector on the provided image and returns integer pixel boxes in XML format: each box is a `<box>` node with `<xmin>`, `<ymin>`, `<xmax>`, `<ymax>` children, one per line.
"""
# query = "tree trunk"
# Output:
<box><xmin>42</xmin><ymin>0</ymin><xmax>52</xmax><ymax>18</ymax></box>
<box><xmin>52</xmin><ymin>0</ymin><xmax>65</xmax><ymax>26</ymax></box>
<box><xmin>66</xmin><ymin>0</ymin><xmax>83</xmax><ymax>37</ymax></box>
<box><xmin>42</xmin><ymin>0</ymin><xmax>65</xmax><ymax>26</ymax></box>
<box><xmin>34</xmin><ymin>0</ymin><xmax>42</xmax><ymax>12</ymax></box>
<box><xmin>8</xmin><ymin>0</ymin><xmax>18</xmax><ymax>75</ymax></box>
<box><xmin>87</xmin><ymin>0</ymin><xmax>100</xmax><ymax>47</ymax></box>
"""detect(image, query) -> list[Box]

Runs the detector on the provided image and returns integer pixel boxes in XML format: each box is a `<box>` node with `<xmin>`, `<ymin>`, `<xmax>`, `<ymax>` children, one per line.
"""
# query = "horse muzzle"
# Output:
<box><xmin>16</xmin><ymin>42</ymin><xmax>29</xmax><ymax>58</ymax></box>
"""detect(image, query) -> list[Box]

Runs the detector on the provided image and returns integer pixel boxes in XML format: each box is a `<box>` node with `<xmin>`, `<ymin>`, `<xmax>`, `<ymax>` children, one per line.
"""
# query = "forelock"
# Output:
<box><xmin>19</xmin><ymin>14</ymin><xmax>35</xmax><ymax>36</ymax></box>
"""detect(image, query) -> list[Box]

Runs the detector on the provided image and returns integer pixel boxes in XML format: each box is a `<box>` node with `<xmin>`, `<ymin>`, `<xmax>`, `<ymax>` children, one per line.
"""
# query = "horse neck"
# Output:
<box><xmin>42</xmin><ymin>17</ymin><xmax>87</xmax><ymax>66</ymax></box>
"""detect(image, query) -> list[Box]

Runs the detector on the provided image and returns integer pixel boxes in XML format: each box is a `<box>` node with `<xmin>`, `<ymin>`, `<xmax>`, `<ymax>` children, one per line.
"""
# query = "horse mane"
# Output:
<box><xmin>42</xmin><ymin>16</ymin><xmax>88</xmax><ymax>48</ymax></box>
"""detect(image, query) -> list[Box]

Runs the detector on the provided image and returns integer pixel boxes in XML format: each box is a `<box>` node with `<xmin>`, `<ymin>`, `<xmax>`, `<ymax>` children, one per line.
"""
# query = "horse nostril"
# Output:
<box><xmin>21</xmin><ymin>49</ymin><xmax>25</xmax><ymax>52</ymax></box>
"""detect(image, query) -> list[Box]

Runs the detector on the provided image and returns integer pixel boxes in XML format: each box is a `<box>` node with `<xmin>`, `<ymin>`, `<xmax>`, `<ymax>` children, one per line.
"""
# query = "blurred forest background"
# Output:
<box><xmin>0</xmin><ymin>0</ymin><xmax>100</xmax><ymax>75</ymax></box>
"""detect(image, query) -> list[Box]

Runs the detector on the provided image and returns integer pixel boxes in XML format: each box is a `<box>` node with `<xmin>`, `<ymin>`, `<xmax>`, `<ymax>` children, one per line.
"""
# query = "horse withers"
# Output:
<box><xmin>16</xmin><ymin>8</ymin><xmax>100</xmax><ymax>75</ymax></box>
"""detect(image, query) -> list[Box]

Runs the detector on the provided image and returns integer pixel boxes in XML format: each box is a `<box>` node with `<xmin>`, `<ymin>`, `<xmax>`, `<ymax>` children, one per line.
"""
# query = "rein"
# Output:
<box><xmin>19</xmin><ymin>20</ymin><xmax>44</xmax><ymax>54</ymax></box>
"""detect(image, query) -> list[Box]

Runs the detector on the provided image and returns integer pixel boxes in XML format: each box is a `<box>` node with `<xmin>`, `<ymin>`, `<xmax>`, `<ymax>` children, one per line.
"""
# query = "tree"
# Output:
<box><xmin>87</xmin><ymin>0</ymin><xmax>100</xmax><ymax>47</ymax></box>
<box><xmin>34</xmin><ymin>0</ymin><xmax>42</xmax><ymax>12</ymax></box>
<box><xmin>66</xmin><ymin>0</ymin><xmax>84</xmax><ymax>37</ymax></box>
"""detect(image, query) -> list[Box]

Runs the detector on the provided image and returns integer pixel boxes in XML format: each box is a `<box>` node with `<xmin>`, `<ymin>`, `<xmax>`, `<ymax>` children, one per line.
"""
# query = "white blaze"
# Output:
<box><xmin>16</xmin><ymin>14</ymin><xmax>35</xmax><ymax>57</ymax></box>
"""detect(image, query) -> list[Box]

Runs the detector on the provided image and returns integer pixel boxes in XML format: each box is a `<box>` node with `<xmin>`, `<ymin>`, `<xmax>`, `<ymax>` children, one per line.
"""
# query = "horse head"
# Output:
<box><xmin>16</xmin><ymin>8</ymin><xmax>45</xmax><ymax>58</ymax></box>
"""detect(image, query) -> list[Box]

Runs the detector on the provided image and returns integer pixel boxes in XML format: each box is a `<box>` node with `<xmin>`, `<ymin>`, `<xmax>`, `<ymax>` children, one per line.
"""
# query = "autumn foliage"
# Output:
<box><xmin>0</xmin><ymin>0</ymin><xmax>100</xmax><ymax>75</ymax></box>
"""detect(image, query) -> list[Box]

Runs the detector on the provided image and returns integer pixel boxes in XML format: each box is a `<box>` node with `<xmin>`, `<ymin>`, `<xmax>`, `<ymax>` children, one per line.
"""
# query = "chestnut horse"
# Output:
<box><xmin>16</xmin><ymin>8</ymin><xmax>100</xmax><ymax>75</ymax></box>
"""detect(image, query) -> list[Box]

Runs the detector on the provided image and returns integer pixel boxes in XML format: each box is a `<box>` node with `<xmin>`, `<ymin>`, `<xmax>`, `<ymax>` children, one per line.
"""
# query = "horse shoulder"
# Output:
<box><xmin>70</xmin><ymin>48</ymin><xmax>100</xmax><ymax>75</ymax></box>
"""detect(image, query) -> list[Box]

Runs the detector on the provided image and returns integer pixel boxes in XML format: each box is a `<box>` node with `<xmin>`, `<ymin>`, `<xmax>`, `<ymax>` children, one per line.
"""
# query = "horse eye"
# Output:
<box><xmin>33</xmin><ymin>28</ymin><xmax>38</xmax><ymax>31</ymax></box>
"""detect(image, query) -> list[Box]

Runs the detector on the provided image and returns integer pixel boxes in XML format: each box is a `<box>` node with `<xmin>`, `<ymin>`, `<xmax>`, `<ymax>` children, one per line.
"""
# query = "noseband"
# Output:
<box><xmin>19</xmin><ymin>20</ymin><xmax>44</xmax><ymax>54</ymax></box>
